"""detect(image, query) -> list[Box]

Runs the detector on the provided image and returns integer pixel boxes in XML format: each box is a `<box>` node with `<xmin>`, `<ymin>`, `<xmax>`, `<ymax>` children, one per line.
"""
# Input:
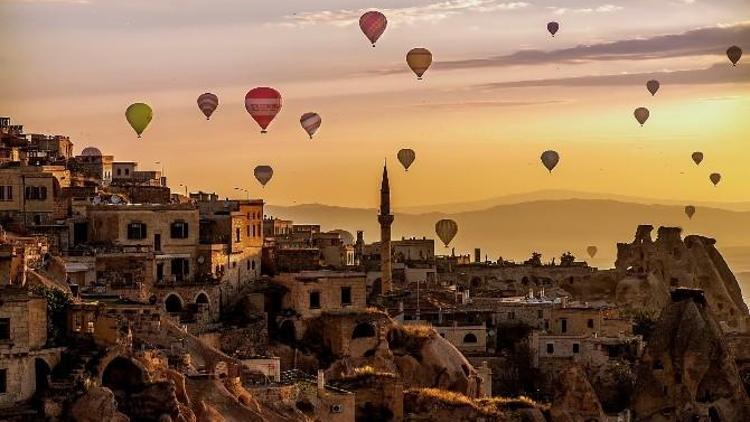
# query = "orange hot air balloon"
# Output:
<box><xmin>727</xmin><ymin>45</ymin><xmax>742</xmax><ymax>66</ymax></box>
<box><xmin>359</xmin><ymin>11</ymin><xmax>387</xmax><ymax>47</ymax></box>
<box><xmin>646</xmin><ymin>80</ymin><xmax>660</xmax><ymax>96</ymax></box>
<box><xmin>709</xmin><ymin>173</ymin><xmax>721</xmax><ymax>186</ymax></box>
<box><xmin>245</xmin><ymin>87</ymin><xmax>282</xmax><ymax>133</ymax></box>
<box><xmin>691</xmin><ymin>152</ymin><xmax>703</xmax><ymax>165</ymax></box>
<box><xmin>300</xmin><ymin>112</ymin><xmax>322</xmax><ymax>139</ymax></box>
<box><xmin>197</xmin><ymin>93</ymin><xmax>219</xmax><ymax>120</ymax></box>
<box><xmin>540</xmin><ymin>150</ymin><xmax>560</xmax><ymax>173</ymax></box>
<box><xmin>634</xmin><ymin>107</ymin><xmax>650</xmax><ymax>126</ymax></box>
<box><xmin>547</xmin><ymin>22</ymin><xmax>559</xmax><ymax>37</ymax></box>
<box><xmin>685</xmin><ymin>206</ymin><xmax>696</xmax><ymax>219</ymax></box>
<box><xmin>406</xmin><ymin>48</ymin><xmax>432</xmax><ymax>80</ymax></box>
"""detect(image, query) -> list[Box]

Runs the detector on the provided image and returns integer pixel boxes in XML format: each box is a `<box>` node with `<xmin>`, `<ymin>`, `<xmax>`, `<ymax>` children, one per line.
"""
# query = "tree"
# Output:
<box><xmin>560</xmin><ymin>252</ymin><xmax>575</xmax><ymax>267</ymax></box>
<box><xmin>32</xmin><ymin>286</ymin><xmax>71</xmax><ymax>346</ymax></box>
<box><xmin>525</xmin><ymin>252</ymin><xmax>542</xmax><ymax>267</ymax></box>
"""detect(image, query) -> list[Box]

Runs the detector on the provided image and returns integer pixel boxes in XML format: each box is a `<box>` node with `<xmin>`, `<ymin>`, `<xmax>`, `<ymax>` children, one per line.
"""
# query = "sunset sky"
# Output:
<box><xmin>1</xmin><ymin>0</ymin><xmax>749</xmax><ymax>209</ymax></box>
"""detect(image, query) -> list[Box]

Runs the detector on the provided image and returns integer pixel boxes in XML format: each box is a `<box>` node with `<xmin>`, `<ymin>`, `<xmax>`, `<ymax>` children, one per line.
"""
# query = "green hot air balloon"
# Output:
<box><xmin>126</xmin><ymin>103</ymin><xmax>153</xmax><ymax>138</ymax></box>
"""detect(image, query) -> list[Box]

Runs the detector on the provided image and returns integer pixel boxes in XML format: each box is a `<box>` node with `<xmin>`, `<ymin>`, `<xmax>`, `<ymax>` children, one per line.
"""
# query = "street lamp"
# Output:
<box><xmin>179</xmin><ymin>183</ymin><xmax>188</xmax><ymax>196</ymax></box>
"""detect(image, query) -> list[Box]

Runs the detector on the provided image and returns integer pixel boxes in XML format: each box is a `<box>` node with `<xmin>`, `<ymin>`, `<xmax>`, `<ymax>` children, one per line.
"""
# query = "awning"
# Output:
<box><xmin>155</xmin><ymin>253</ymin><xmax>191</xmax><ymax>259</ymax></box>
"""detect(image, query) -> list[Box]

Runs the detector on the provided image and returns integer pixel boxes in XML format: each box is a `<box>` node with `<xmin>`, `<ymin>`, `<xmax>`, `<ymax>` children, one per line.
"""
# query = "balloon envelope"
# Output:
<box><xmin>435</xmin><ymin>219</ymin><xmax>458</xmax><ymax>247</ymax></box>
<box><xmin>397</xmin><ymin>149</ymin><xmax>416</xmax><ymax>171</ymax></box>
<box><xmin>685</xmin><ymin>206</ymin><xmax>696</xmax><ymax>219</ymax></box>
<box><xmin>540</xmin><ymin>150</ymin><xmax>560</xmax><ymax>173</ymax></box>
<box><xmin>197</xmin><ymin>93</ymin><xmax>219</xmax><ymax>120</ymax></box>
<box><xmin>727</xmin><ymin>45</ymin><xmax>742</xmax><ymax>66</ymax></box>
<box><xmin>547</xmin><ymin>22</ymin><xmax>559</xmax><ymax>36</ymax></box>
<box><xmin>406</xmin><ymin>48</ymin><xmax>432</xmax><ymax>79</ymax></box>
<box><xmin>710</xmin><ymin>173</ymin><xmax>721</xmax><ymax>186</ymax></box>
<box><xmin>691</xmin><ymin>152</ymin><xmax>703</xmax><ymax>165</ymax></box>
<box><xmin>254</xmin><ymin>166</ymin><xmax>273</xmax><ymax>186</ymax></box>
<box><xmin>359</xmin><ymin>11</ymin><xmax>387</xmax><ymax>46</ymax></box>
<box><xmin>634</xmin><ymin>107</ymin><xmax>650</xmax><ymax>126</ymax></box>
<box><xmin>125</xmin><ymin>103</ymin><xmax>153</xmax><ymax>138</ymax></box>
<box><xmin>646</xmin><ymin>80</ymin><xmax>660</xmax><ymax>96</ymax></box>
<box><xmin>587</xmin><ymin>246</ymin><xmax>598</xmax><ymax>258</ymax></box>
<box><xmin>245</xmin><ymin>87</ymin><xmax>282</xmax><ymax>133</ymax></box>
<box><xmin>300</xmin><ymin>112</ymin><xmax>322</xmax><ymax>139</ymax></box>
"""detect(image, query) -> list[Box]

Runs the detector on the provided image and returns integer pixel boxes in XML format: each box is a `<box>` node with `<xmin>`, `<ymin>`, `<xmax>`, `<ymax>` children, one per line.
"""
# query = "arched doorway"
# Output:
<box><xmin>463</xmin><ymin>333</ymin><xmax>478</xmax><ymax>343</ymax></box>
<box><xmin>352</xmin><ymin>322</ymin><xmax>376</xmax><ymax>339</ymax></box>
<box><xmin>195</xmin><ymin>292</ymin><xmax>209</xmax><ymax>305</ymax></box>
<box><xmin>164</xmin><ymin>294</ymin><xmax>183</xmax><ymax>313</ymax></box>
<box><xmin>102</xmin><ymin>357</ymin><xmax>146</xmax><ymax>393</ymax></box>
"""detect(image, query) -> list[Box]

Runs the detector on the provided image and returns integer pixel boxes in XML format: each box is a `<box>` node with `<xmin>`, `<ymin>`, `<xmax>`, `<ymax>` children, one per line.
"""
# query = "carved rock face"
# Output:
<box><xmin>70</xmin><ymin>386</ymin><xmax>129</xmax><ymax>422</ymax></box>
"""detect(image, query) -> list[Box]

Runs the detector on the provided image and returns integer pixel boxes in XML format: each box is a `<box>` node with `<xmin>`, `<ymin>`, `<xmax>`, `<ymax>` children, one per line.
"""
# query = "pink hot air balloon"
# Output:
<box><xmin>197</xmin><ymin>93</ymin><xmax>219</xmax><ymax>120</ymax></box>
<box><xmin>300</xmin><ymin>112</ymin><xmax>322</xmax><ymax>139</ymax></box>
<box><xmin>245</xmin><ymin>87</ymin><xmax>282</xmax><ymax>133</ymax></box>
<box><xmin>359</xmin><ymin>11</ymin><xmax>387</xmax><ymax>47</ymax></box>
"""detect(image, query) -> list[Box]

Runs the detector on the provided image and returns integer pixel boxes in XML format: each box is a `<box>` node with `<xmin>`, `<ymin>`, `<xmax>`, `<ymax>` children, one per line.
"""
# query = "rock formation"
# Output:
<box><xmin>549</xmin><ymin>365</ymin><xmax>606</xmax><ymax>422</ymax></box>
<box><xmin>632</xmin><ymin>288</ymin><xmax>750</xmax><ymax>421</ymax></box>
<box><xmin>615</xmin><ymin>226</ymin><xmax>750</xmax><ymax>331</ymax></box>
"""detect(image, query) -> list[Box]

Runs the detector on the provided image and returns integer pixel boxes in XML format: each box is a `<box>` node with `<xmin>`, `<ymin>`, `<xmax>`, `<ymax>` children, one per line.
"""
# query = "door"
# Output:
<box><xmin>154</xmin><ymin>234</ymin><xmax>161</xmax><ymax>252</ymax></box>
<box><xmin>156</xmin><ymin>263</ymin><xmax>164</xmax><ymax>282</ymax></box>
<box><xmin>73</xmin><ymin>222</ymin><xmax>88</xmax><ymax>246</ymax></box>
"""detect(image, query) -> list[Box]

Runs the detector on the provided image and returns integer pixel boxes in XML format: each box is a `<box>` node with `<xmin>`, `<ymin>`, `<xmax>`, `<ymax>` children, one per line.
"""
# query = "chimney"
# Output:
<box><xmin>317</xmin><ymin>369</ymin><xmax>325</xmax><ymax>392</ymax></box>
<box><xmin>474</xmin><ymin>248</ymin><xmax>481</xmax><ymax>263</ymax></box>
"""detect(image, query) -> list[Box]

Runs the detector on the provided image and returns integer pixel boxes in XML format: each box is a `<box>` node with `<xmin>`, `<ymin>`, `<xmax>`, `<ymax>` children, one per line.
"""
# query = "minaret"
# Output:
<box><xmin>378</xmin><ymin>164</ymin><xmax>394</xmax><ymax>293</ymax></box>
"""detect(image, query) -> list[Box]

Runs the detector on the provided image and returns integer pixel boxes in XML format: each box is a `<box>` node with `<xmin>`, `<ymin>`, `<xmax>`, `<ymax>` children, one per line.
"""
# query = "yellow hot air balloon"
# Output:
<box><xmin>406</xmin><ymin>48</ymin><xmax>432</xmax><ymax>80</ymax></box>
<box><xmin>125</xmin><ymin>103</ymin><xmax>153</xmax><ymax>138</ymax></box>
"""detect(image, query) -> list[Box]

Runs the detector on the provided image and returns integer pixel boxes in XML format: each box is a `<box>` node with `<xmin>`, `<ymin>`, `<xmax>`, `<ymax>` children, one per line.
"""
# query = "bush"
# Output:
<box><xmin>32</xmin><ymin>286</ymin><xmax>71</xmax><ymax>346</ymax></box>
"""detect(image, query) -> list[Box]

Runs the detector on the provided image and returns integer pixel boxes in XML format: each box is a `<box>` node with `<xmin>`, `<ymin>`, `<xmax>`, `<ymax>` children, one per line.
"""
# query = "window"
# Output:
<box><xmin>463</xmin><ymin>333</ymin><xmax>478</xmax><ymax>344</ymax></box>
<box><xmin>247</xmin><ymin>260</ymin><xmax>251</xmax><ymax>270</ymax></box>
<box><xmin>117</xmin><ymin>168</ymin><xmax>122</xmax><ymax>176</ymax></box>
<box><xmin>546</xmin><ymin>343</ymin><xmax>554</xmax><ymax>354</ymax></box>
<box><xmin>309</xmin><ymin>291</ymin><xmax>321</xmax><ymax>309</ymax></box>
<box><xmin>538</xmin><ymin>310</ymin><xmax>544</xmax><ymax>319</ymax></box>
<box><xmin>252</xmin><ymin>225</ymin><xmax>256</xmax><ymax>237</ymax></box>
<box><xmin>0</xmin><ymin>318</ymin><xmax>9</xmax><ymax>340</ymax></box>
<box><xmin>587</xmin><ymin>319</ymin><xmax>594</xmax><ymax>329</ymax></box>
<box><xmin>124</xmin><ymin>168</ymin><xmax>130</xmax><ymax>176</ymax></box>
<box><xmin>561</xmin><ymin>319</ymin><xmax>568</xmax><ymax>333</ymax></box>
<box><xmin>235</xmin><ymin>227</ymin><xmax>240</xmax><ymax>242</ymax></box>
<box><xmin>0</xmin><ymin>368</ymin><xmax>6</xmax><ymax>394</ymax></box>
<box><xmin>341</xmin><ymin>287</ymin><xmax>352</xmax><ymax>305</ymax></box>
<box><xmin>251</xmin><ymin>260</ymin><xmax>256</xmax><ymax>270</ymax></box>
<box><xmin>170</xmin><ymin>221</ymin><xmax>189</xmax><ymax>239</ymax></box>
<box><xmin>507</xmin><ymin>311</ymin><xmax>515</xmax><ymax>320</ymax></box>
<box><xmin>247</xmin><ymin>225</ymin><xmax>251</xmax><ymax>237</ymax></box>
<box><xmin>127</xmin><ymin>223</ymin><xmax>147</xmax><ymax>240</ymax></box>
<box><xmin>573</xmin><ymin>343</ymin><xmax>580</xmax><ymax>354</ymax></box>
<box><xmin>40</xmin><ymin>186</ymin><xmax>47</xmax><ymax>200</ymax></box>
<box><xmin>5</xmin><ymin>186</ymin><xmax>11</xmax><ymax>200</ymax></box>
<box><xmin>171</xmin><ymin>258</ymin><xmax>189</xmax><ymax>281</ymax></box>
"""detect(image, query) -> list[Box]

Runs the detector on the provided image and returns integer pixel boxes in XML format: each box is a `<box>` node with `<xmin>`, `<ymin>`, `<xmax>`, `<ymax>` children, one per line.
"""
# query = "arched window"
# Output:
<box><xmin>463</xmin><ymin>333</ymin><xmax>478</xmax><ymax>343</ymax></box>
<box><xmin>195</xmin><ymin>293</ymin><xmax>209</xmax><ymax>305</ymax></box>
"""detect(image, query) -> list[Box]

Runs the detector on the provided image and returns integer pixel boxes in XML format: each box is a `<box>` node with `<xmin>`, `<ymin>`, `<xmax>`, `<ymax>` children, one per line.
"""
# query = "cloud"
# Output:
<box><xmin>476</xmin><ymin>63</ymin><xmax>750</xmax><ymax>89</ymax></box>
<box><xmin>433</xmin><ymin>22</ymin><xmax>750</xmax><ymax>70</ymax></box>
<box><xmin>548</xmin><ymin>4</ymin><xmax>623</xmax><ymax>15</ymax></box>
<box><xmin>282</xmin><ymin>1</ymin><xmax>530</xmax><ymax>27</ymax></box>
<box><xmin>400</xmin><ymin>99</ymin><xmax>570</xmax><ymax>109</ymax></box>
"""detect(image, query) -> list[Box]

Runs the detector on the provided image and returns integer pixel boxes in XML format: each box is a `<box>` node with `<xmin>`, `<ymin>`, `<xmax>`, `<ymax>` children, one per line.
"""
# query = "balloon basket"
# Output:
<box><xmin>261</xmin><ymin>130</ymin><xmax>267</xmax><ymax>134</ymax></box>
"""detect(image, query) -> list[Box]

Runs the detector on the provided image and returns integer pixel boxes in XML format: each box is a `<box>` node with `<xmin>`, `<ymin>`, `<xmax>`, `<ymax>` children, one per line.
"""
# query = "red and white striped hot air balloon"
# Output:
<box><xmin>300</xmin><ymin>112</ymin><xmax>322</xmax><ymax>139</ymax></box>
<box><xmin>245</xmin><ymin>87</ymin><xmax>282</xmax><ymax>133</ymax></box>
<box><xmin>359</xmin><ymin>11</ymin><xmax>387</xmax><ymax>47</ymax></box>
<box><xmin>197</xmin><ymin>93</ymin><xmax>219</xmax><ymax>120</ymax></box>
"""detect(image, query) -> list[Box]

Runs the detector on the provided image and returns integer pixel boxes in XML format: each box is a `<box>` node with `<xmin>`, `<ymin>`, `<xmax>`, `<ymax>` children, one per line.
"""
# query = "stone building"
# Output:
<box><xmin>0</xmin><ymin>164</ymin><xmax>71</xmax><ymax>230</ymax></box>
<box><xmin>0</xmin><ymin>287</ymin><xmax>61</xmax><ymax>409</ymax></box>
<box><xmin>262</xmin><ymin>216</ymin><xmax>293</xmax><ymax>237</ymax></box>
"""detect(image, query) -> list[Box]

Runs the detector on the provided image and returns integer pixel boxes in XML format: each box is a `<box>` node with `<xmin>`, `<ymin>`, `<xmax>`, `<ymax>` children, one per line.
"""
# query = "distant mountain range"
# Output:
<box><xmin>266</xmin><ymin>197</ymin><xmax>750</xmax><ymax>273</ymax></box>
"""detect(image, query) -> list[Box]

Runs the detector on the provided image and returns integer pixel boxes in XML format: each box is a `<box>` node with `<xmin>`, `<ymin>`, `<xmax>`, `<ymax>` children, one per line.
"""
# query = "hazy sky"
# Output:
<box><xmin>1</xmin><ymin>0</ymin><xmax>749</xmax><ymax>208</ymax></box>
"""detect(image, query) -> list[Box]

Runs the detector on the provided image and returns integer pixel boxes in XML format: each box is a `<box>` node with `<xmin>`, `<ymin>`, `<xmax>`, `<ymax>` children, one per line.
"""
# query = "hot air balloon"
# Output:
<box><xmin>254</xmin><ymin>165</ymin><xmax>273</xmax><ymax>187</ymax></box>
<box><xmin>587</xmin><ymin>246</ymin><xmax>598</xmax><ymax>258</ymax></box>
<box><xmin>646</xmin><ymin>80</ymin><xmax>660</xmax><ymax>96</ymax></box>
<box><xmin>397</xmin><ymin>149</ymin><xmax>416</xmax><ymax>171</ymax></box>
<box><xmin>547</xmin><ymin>22</ymin><xmax>559</xmax><ymax>37</ymax></box>
<box><xmin>685</xmin><ymin>205</ymin><xmax>696</xmax><ymax>219</ymax></box>
<box><xmin>634</xmin><ymin>107</ymin><xmax>650</xmax><ymax>126</ymax></box>
<box><xmin>197</xmin><ymin>93</ymin><xmax>219</xmax><ymax>120</ymax></box>
<box><xmin>540</xmin><ymin>150</ymin><xmax>560</xmax><ymax>173</ymax></box>
<box><xmin>125</xmin><ymin>103</ymin><xmax>153</xmax><ymax>138</ymax></box>
<box><xmin>710</xmin><ymin>173</ymin><xmax>721</xmax><ymax>187</ymax></box>
<box><xmin>300</xmin><ymin>112</ymin><xmax>322</xmax><ymax>139</ymax></box>
<box><xmin>727</xmin><ymin>45</ymin><xmax>742</xmax><ymax>66</ymax></box>
<box><xmin>245</xmin><ymin>87</ymin><xmax>282</xmax><ymax>133</ymax></box>
<box><xmin>359</xmin><ymin>11</ymin><xmax>387</xmax><ymax>47</ymax></box>
<box><xmin>435</xmin><ymin>219</ymin><xmax>458</xmax><ymax>247</ymax></box>
<box><xmin>691</xmin><ymin>152</ymin><xmax>704</xmax><ymax>165</ymax></box>
<box><xmin>406</xmin><ymin>48</ymin><xmax>432</xmax><ymax>80</ymax></box>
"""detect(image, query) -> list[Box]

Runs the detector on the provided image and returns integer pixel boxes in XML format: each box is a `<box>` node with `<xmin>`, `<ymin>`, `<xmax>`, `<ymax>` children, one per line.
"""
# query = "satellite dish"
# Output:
<box><xmin>111</xmin><ymin>195</ymin><xmax>121</xmax><ymax>204</ymax></box>
<box><xmin>197</xmin><ymin>256</ymin><xmax>205</xmax><ymax>264</ymax></box>
<box><xmin>92</xmin><ymin>196</ymin><xmax>102</xmax><ymax>205</ymax></box>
